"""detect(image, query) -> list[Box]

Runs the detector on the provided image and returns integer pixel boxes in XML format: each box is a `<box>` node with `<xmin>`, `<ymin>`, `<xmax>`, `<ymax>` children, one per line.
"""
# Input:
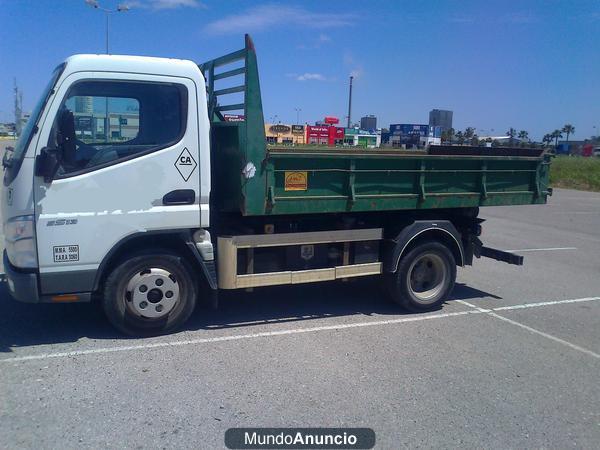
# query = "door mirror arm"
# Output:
<box><xmin>35</xmin><ymin>146</ymin><xmax>62</xmax><ymax>183</ymax></box>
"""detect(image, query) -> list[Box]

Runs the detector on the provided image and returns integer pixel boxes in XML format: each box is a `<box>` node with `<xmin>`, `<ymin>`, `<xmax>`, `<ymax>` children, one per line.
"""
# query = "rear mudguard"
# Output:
<box><xmin>382</xmin><ymin>220</ymin><xmax>465</xmax><ymax>273</ymax></box>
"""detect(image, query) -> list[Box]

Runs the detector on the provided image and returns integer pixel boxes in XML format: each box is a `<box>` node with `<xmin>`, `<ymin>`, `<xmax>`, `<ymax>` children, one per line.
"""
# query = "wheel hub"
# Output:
<box><xmin>126</xmin><ymin>268</ymin><xmax>180</xmax><ymax>319</ymax></box>
<box><xmin>407</xmin><ymin>253</ymin><xmax>447</xmax><ymax>304</ymax></box>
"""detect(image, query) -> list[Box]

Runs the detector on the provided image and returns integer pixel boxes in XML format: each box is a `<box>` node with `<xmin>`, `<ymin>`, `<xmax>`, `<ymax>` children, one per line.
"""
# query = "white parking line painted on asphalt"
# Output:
<box><xmin>505</xmin><ymin>247</ymin><xmax>577</xmax><ymax>252</ymax></box>
<box><xmin>487</xmin><ymin>312</ymin><xmax>600</xmax><ymax>359</ymax></box>
<box><xmin>455</xmin><ymin>300</ymin><xmax>489</xmax><ymax>312</ymax></box>
<box><xmin>456</xmin><ymin>299</ymin><xmax>600</xmax><ymax>359</ymax></box>
<box><xmin>551</xmin><ymin>211</ymin><xmax>600</xmax><ymax>215</ymax></box>
<box><xmin>456</xmin><ymin>296</ymin><xmax>600</xmax><ymax>313</ymax></box>
<box><xmin>492</xmin><ymin>297</ymin><xmax>600</xmax><ymax>311</ymax></box>
<box><xmin>0</xmin><ymin>310</ymin><xmax>481</xmax><ymax>363</ymax></box>
<box><xmin>1</xmin><ymin>296</ymin><xmax>599</xmax><ymax>364</ymax></box>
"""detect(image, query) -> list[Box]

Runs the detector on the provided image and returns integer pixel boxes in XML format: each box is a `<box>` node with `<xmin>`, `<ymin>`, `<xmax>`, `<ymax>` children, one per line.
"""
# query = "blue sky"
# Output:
<box><xmin>1</xmin><ymin>0</ymin><xmax>599</xmax><ymax>140</ymax></box>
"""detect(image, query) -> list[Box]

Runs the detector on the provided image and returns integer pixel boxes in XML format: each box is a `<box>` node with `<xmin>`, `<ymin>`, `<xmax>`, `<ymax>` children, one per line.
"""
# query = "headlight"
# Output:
<box><xmin>4</xmin><ymin>215</ymin><xmax>37</xmax><ymax>268</ymax></box>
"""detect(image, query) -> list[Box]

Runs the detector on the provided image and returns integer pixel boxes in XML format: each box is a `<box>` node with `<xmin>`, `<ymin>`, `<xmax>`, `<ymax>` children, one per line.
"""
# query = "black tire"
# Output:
<box><xmin>385</xmin><ymin>241</ymin><xmax>456</xmax><ymax>311</ymax></box>
<box><xmin>102</xmin><ymin>252</ymin><xmax>197</xmax><ymax>336</ymax></box>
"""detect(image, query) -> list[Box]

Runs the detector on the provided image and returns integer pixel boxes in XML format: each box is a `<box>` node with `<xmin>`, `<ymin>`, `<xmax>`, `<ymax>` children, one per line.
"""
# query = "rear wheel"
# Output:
<box><xmin>386</xmin><ymin>241</ymin><xmax>456</xmax><ymax>311</ymax></box>
<box><xmin>102</xmin><ymin>252</ymin><xmax>197</xmax><ymax>336</ymax></box>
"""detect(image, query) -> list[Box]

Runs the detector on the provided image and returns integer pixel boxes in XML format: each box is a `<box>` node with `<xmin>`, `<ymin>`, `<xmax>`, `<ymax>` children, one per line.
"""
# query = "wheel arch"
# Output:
<box><xmin>92</xmin><ymin>229</ymin><xmax>216</xmax><ymax>293</ymax></box>
<box><xmin>383</xmin><ymin>220</ymin><xmax>464</xmax><ymax>273</ymax></box>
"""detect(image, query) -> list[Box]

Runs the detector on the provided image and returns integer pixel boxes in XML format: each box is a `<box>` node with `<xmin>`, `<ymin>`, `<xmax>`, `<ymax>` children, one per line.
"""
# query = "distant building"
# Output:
<box><xmin>429</xmin><ymin>109</ymin><xmax>453</xmax><ymax>131</ymax></box>
<box><xmin>0</xmin><ymin>122</ymin><xmax>16</xmax><ymax>137</ymax></box>
<box><xmin>557</xmin><ymin>140</ymin><xmax>586</xmax><ymax>156</ymax></box>
<box><xmin>75</xmin><ymin>96</ymin><xmax>93</xmax><ymax>114</ymax></box>
<box><xmin>344</xmin><ymin>127</ymin><xmax>380</xmax><ymax>148</ymax></box>
<box><xmin>388</xmin><ymin>124</ymin><xmax>430</xmax><ymax>148</ymax></box>
<box><xmin>360</xmin><ymin>115</ymin><xmax>377</xmax><ymax>131</ymax></box>
<box><xmin>264</xmin><ymin>123</ymin><xmax>306</xmax><ymax>145</ymax></box>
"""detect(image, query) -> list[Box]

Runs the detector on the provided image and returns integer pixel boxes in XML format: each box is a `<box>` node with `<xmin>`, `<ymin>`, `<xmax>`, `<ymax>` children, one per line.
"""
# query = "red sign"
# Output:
<box><xmin>307</xmin><ymin>126</ymin><xmax>329</xmax><ymax>137</ymax></box>
<box><xmin>324</xmin><ymin>116</ymin><xmax>339</xmax><ymax>125</ymax></box>
<box><xmin>306</xmin><ymin>125</ymin><xmax>344</xmax><ymax>146</ymax></box>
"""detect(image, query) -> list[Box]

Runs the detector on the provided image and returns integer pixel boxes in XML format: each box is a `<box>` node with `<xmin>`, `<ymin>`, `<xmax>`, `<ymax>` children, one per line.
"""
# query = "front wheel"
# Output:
<box><xmin>102</xmin><ymin>252</ymin><xmax>197</xmax><ymax>336</ymax></box>
<box><xmin>385</xmin><ymin>241</ymin><xmax>456</xmax><ymax>311</ymax></box>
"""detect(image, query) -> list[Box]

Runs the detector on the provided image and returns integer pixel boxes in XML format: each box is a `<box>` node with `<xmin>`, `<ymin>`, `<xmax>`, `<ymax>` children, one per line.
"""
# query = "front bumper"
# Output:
<box><xmin>3</xmin><ymin>250</ymin><xmax>40</xmax><ymax>303</ymax></box>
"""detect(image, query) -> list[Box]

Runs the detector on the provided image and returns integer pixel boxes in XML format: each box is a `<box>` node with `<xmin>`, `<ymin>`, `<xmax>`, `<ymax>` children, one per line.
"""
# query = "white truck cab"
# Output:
<box><xmin>2</xmin><ymin>54</ymin><xmax>212</xmax><ymax>333</ymax></box>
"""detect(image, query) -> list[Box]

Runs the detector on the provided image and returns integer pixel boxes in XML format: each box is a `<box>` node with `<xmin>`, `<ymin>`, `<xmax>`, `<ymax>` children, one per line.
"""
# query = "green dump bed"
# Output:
<box><xmin>200</xmin><ymin>36</ymin><xmax>551</xmax><ymax>217</ymax></box>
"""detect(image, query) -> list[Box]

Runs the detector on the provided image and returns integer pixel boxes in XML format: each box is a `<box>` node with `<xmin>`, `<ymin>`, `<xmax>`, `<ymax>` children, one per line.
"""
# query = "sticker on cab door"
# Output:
<box><xmin>284</xmin><ymin>171</ymin><xmax>308</xmax><ymax>191</ymax></box>
<box><xmin>174</xmin><ymin>148</ymin><xmax>197</xmax><ymax>182</ymax></box>
<box><xmin>53</xmin><ymin>245</ymin><xmax>79</xmax><ymax>263</ymax></box>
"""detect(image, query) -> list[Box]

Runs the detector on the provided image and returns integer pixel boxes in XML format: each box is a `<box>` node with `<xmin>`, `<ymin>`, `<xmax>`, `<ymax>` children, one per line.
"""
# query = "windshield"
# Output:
<box><xmin>3</xmin><ymin>63</ymin><xmax>65</xmax><ymax>186</ymax></box>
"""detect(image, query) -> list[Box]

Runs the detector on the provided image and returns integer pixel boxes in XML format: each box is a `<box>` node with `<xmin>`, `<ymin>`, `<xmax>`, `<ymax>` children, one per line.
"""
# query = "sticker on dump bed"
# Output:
<box><xmin>284</xmin><ymin>171</ymin><xmax>308</xmax><ymax>191</ymax></box>
<box><xmin>53</xmin><ymin>245</ymin><xmax>79</xmax><ymax>263</ymax></box>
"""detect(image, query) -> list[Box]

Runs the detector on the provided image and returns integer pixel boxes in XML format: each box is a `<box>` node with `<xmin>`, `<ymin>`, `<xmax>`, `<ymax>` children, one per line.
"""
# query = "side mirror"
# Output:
<box><xmin>35</xmin><ymin>147</ymin><xmax>61</xmax><ymax>183</ymax></box>
<box><xmin>1</xmin><ymin>146</ymin><xmax>15</xmax><ymax>169</ymax></box>
<box><xmin>58</xmin><ymin>109</ymin><xmax>76</xmax><ymax>165</ymax></box>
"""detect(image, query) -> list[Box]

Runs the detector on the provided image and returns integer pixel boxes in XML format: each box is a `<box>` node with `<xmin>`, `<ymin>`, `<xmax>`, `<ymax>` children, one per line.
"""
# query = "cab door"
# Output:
<box><xmin>33</xmin><ymin>72</ymin><xmax>201</xmax><ymax>294</ymax></box>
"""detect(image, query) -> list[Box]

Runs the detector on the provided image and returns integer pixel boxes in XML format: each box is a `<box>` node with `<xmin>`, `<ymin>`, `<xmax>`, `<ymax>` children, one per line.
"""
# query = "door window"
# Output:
<box><xmin>50</xmin><ymin>80</ymin><xmax>187</xmax><ymax>176</ymax></box>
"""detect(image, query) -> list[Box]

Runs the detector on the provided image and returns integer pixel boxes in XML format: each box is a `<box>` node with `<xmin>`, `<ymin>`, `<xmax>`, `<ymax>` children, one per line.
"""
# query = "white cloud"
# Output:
<box><xmin>286</xmin><ymin>72</ymin><xmax>329</xmax><ymax>82</ymax></box>
<box><xmin>297</xmin><ymin>73</ymin><xmax>326</xmax><ymax>81</ymax></box>
<box><xmin>297</xmin><ymin>33</ymin><xmax>333</xmax><ymax>49</ymax></box>
<box><xmin>205</xmin><ymin>4</ymin><xmax>356</xmax><ymax>34</ymax></box>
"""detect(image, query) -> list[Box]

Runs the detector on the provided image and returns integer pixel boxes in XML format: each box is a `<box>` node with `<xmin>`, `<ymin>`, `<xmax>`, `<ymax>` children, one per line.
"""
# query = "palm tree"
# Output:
<box><xmin>455</xmin><ymin>130</ymin><xmax>465</xmax><ymax>145</ymax></box>
<box><xmin>551</xmin><ymin>129</ymin><xmax>563</xmax><ymax>148</ymax></box>
<box><xmin>441</xmin><ymin>129</ymin><xmax>450</xmax><ymax>143</ymax></box>
<box><xmin>562</xmin><ymin>124</ymin><xmax>575</xmax><ymax>143</ymax></box>
<box><xmin>446</xmin><ymin>127</ymin><xmax>455</xmax><ymax>144</ymax></box>
<box><xmin>506</xmin><ymin>127</ymin><xmax>517</xmax><ymax>145</ymax></box>
<box><xmin>542</xmin><ymin>134</ymin><xmax>553</xmax><ymax>147</ymax></box>
<box><xmin>517</xmin><ymin>130</ymin><xmax>529</xmax><ymax>142</ymax></box>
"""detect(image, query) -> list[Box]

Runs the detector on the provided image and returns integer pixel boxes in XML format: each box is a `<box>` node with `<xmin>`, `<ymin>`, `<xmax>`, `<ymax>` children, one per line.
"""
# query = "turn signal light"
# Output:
<box><xmin>51</xmin><ymin>294</ymin><xmax>80</xmax><ymax>303</ymax></box>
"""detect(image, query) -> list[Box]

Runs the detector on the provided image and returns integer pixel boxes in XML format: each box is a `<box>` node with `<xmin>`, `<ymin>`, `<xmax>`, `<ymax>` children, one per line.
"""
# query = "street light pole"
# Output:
<box><xmin>85</xmin><ymin>0</ymin><xmax>130</xmax><ymax>54</ymax></box>
<box><xmin>85</xmin><ymin>0</ymin><xmax>129</xmax><ymax>141</ymax></box>
<box><xmin>106</xmin><ymin>11</ymin><xmax>109</xmax><ymax>53</ymax></box>
<box><xmin>294</xmin><ymin>108</ymin><xmax>301</xmax><ymax>125</ymax></box>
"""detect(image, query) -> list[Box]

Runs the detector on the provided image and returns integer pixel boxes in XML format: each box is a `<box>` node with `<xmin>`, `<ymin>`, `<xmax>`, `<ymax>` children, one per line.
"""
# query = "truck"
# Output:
<box><xmin>1</xmin><ymin>35</ymin><xmax>552</xmax><ymax>336</ymax></box>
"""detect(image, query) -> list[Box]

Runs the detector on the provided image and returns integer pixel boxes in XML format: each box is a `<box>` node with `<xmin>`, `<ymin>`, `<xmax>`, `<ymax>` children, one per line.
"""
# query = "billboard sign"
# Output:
<box><xmin>389</xmin><ymin>124</ymin><xmax>429</xmax><ymax>136</ymax></box>
<box><xmin>307</xmin><ymin>126</ymin><xmax>329</xmax><ymax>137</ymax></box>
<box><xmin>291</xmin><ymin>125</ymin><xmax>305</xmax><ymax>134</ymax></box>
<box><xmin>389</xmin><ymin>124</ymin><xmax>429</xmax><ymax>146</ymax></box>
<box><xmin>270</xmin><ymin>124</ymin><xmax>291</xmax><ymax>134</ymax></box>
<box><xmin>223</xmin><ymin>114</ymin><xmax>245</xmax><ymax>122</ymax></box>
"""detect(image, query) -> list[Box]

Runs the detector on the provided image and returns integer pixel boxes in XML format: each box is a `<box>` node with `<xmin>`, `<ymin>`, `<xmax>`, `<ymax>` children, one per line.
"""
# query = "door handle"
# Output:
<box><xmin>162</xmin><ymin>189</ymin><xmax>196</xmax><ymax>205</ymax></box>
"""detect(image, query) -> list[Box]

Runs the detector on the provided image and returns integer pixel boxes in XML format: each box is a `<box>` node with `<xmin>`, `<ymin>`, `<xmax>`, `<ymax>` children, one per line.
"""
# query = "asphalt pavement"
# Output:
<box><xmin>0</xmin><ymin>188</ymin><xmax>598</xmax><ymax>449</ymax></box>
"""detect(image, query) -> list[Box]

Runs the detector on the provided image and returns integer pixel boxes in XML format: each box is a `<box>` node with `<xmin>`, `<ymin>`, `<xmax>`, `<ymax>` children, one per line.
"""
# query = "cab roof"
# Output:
<box><xmin>63</xmin><ymin>54</ymin><xmax>202</xmax><ymax>79</ymax></box>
